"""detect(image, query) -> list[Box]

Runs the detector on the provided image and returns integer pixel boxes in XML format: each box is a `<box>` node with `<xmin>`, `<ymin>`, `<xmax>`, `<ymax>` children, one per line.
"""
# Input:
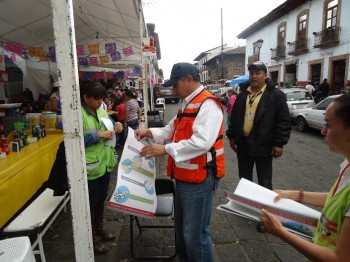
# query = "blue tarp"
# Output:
<box><xmin>230</xmin><ymin>75</ymin><xmax>249</xmax><ymax>87</ymax></box>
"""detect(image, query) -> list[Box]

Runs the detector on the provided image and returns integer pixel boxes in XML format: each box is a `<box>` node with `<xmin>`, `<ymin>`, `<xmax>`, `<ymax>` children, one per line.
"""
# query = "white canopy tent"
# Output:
<box><xmin>0</xmin><ymin>0</ymin><xmax>148</xmax><ymax>99</ymax></box>
<box><xmin>0</xmin><ymin>1</ymin><xmax>151</xmax><ymax>261</ymax></box>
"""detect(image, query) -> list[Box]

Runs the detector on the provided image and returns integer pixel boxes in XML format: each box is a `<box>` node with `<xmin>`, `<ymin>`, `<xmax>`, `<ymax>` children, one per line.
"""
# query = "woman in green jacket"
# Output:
<box><xmin>260</xmin><ymin>94</ymin><xmax>350</xmax><ymax>261</ymax></box>
<box><xmin>81</xmin><ymin>81</ymin><xmax>123</xmax><ymax>253</ymax></box>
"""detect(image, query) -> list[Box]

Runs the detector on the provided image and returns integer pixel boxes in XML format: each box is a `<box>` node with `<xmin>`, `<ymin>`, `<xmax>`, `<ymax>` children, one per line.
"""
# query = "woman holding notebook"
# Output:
<box><xmin>260</xmin><ymin>94</ymin><xmax>350</xmax><ymax>261</ymax></box>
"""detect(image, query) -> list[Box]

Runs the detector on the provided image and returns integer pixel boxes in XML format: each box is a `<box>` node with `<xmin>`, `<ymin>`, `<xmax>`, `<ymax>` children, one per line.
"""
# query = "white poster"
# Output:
<box><xmin>107</xmin><ymin>127</ymin><xmax>157</xmax><ymax>217</ymax></box>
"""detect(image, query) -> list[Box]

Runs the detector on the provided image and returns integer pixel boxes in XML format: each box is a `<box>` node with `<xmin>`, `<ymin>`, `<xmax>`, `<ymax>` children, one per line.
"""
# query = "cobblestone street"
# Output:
<box><xmin>43</xmin><ymin>103</ymin><xmax>342</xmax><ymax>261</ymax></box>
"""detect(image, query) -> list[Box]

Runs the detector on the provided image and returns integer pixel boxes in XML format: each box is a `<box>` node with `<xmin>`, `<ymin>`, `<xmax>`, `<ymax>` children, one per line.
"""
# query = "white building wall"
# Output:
<box><xmin>245</xmin><ymin>0</ymin><xmax>350</xmax><ymax>85</ymax></box>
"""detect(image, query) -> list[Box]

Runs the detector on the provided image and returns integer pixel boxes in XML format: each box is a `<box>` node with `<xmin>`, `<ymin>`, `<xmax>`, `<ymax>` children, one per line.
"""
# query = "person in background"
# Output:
<box><xmin>226</xmin><ymin>61</ymin><xmax>291</xmax><ymax>233</ymax></box>
<box><xmin>135</xmin><ymin>89</ymin><xmax>144</xmax><ymax>108</ymax></box>
<box><xmin>23</xmin><ymin>87</ymin><xmax>34</xmax><ymax>104</ymax></box>
<box><xmin>107</xmin><ymin>94</ymin><xmax>118</xmax><ymax>122</ymax></box>
<box><xmin>49</xmin><ymin>81</ymin><xmax>62</xmax><ymax>114</ymax></box>
<box><xmin>124</xmin><ymin>89</ymin><xmax>141</xmax><ymax>130</ymax></box>
<box><xmin>114</xmin><ymin>98</ymin><xmax>126</xmax><ymax>147</ymax></box>
<box><xmin>277</xmin><ymin>82</ymin><xmax>284</xmax><ymax>89</ymax></box>
<box><xmin>305</xmin><ymin>80</ymin><xmax>315</xmax><ymax>96</ymax></box>
<box><xmin>135</xmin><ymin>62</ymin><xmax>224</xmax><ymax>262</ymax></box>
<box><xmin>319</xmin><ymin>78</ymin><xmax>330</xmax><ymax>100</ymax></box>
<box><xmin>226</xmin><ymin>89</ymin><xmax>237</xmax><ymax>126</ymax></box>
<box><xmin>80</xmin><ymin>81</ymin><xmax>123</xmax><ymax>254</ymax></box>
<box><xmin>260</xmin><ymin>94</ymin><xmax>350</xmax><ymax>261</ymax></box>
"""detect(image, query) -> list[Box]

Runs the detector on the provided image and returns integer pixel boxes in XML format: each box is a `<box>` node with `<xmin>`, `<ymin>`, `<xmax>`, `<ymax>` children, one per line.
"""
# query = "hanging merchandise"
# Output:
<box><xmin>115</xmin><ymin>71</ymin><xmax>125</xmax><ymax>79</ymax></box>
<box><xmin>141</xmin><ymin>37</ymin><xmax>156</xmax><ymax>56</ymax></box>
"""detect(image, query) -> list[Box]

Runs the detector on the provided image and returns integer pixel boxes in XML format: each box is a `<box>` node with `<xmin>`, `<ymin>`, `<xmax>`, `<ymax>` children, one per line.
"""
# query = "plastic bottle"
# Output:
<box><xmin>1</xmin><ymin>142</ymin><xmax>9</xmax><ymax>155</ymax></box>
<box><xmin>23</xmin><ymin>129</ymin><xmax>28</xmax><ymax>146</ymax></box>
<box><xmin>0</xmin><ymin>135</ymin><xmax>6</xmax><ymax>148</ymax></box>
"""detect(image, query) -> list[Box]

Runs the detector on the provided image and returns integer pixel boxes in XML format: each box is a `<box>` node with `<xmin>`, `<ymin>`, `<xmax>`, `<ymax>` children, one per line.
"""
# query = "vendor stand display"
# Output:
<box><xmin>0</xmin><ymin>133</ymin><xmax>63</xmax><ymax>228</ymax></box>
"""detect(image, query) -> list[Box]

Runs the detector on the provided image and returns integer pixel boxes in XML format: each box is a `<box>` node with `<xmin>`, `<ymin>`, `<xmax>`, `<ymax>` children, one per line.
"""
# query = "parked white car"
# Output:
<box><xmin>280</xmin><ymin>87</ymin><xmax>315</xmax><ymax>118</ymax></box>
<box><xmin>214</xmin><ymin>87</ymin><xmax>233</xmax><ymax>104</ymax></box>
<box><xmin>293</xmin><ymin>95</ymin><xmax>341</xmax><ymax>132</ymax></box>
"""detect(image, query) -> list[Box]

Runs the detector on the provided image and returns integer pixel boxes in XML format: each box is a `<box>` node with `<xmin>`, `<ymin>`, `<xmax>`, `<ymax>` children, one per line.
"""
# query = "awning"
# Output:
<box><xmin>230</xmin><ymin>75</ymin><xmax>249</xmax><ymax>87</ymax></box>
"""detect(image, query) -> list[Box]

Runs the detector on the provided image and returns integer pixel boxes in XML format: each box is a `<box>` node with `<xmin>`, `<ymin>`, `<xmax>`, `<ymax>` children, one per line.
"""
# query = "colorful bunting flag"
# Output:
<box><xmin>106</xmin><ymin>72</ymin><xmax>114</xmax><ymax>79</ymax></box>
<box><xmin>88</xmin><ymin>44</ymin><xmax>100</xmax><ymax>55</ymax></box>
<box><xmin>48</xmin><ymin>47</ymin><xmax>56</xmax><ymax>62</ymax></box>
<box><xmin>28</xmin><ymin>46</ymin><xmax>45</xmax><ymax>58</ymax></box>
<box><xmin>110</xmin><ymin>51</ymin><xmax>121</xmax><ymax>61</ymax></box>
<box><xmin>105</xmin><ymin>43</ymin><xmax>117</xmax><ymax>54</ymax></box>
<box><xmin>23</xmin><ymin>50</ymin><xmax>29</xmax><ymax>59</ymax></box>
<box><xmin>89</xmin><ymin>57</ymin><xmax>98</xmax><ymax>65</ymax></box>
<box><xmin>4</xmin><ymin>55</ymin><xmax>10</xmax><ymax>63</ymax></box>
<box><xmin>4</xmin><ymin>42</ymin><xmax>24</xmax><ymax>55</ymax></box>
<box><xmin>78</xmin><ymin>57</ymin><xmax>88</xmax><ymax>66</ymax></box>
<box><xmin>115</xmin><ymin>71</ymin><xmax>125</xmax><ymax>78</ymax></box>
<box><xmin>123</xmin><ymin>46</ymin><xmax>134</xmax><ymax>57</ymax></box>
<box><xmin>100</xmin><ymin>55</ymin><xmax>109</xmax><ymax>64</ymax></box>
<box><xmin>133</xmin><ymin>66</ymin><xmax>141</xmax><ymax>77</ymax></box>
<box><xmin>10</xmin><ymin>53</ymin><xmax>16</xmax><ymax>62</ymax></box>
<box><xmin>76</xmin><ymin>45</ymin><xmax>85</xmax><ymax>56</ymax></box>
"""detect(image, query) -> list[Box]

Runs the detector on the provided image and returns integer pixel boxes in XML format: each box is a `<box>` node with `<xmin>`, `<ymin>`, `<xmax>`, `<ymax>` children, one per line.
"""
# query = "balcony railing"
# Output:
<box><xmin>287</xmin><ymin>38</ymin><xmax>308</xmax><ymax>55</ymax></box>
<box><xmin>248</xmin><ymin>54</ymin><xmax>259</xmax><ymax>64</ymax></box>
<box><xmin>313</xmin><ymin>26</ymin><xmax>340</xmax><ymax>48</ymax></box>
<box><xmin>270</xmin><ymin>45</ymin><xmax>286</xmax><ymax>60</ymax></box>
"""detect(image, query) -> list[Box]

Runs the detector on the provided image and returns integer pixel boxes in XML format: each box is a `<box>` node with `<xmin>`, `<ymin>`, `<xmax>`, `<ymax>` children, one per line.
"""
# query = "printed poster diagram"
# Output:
<box><xmin>107</xmin><ymin>127</ymin><xmax>157</xmax><ymax>217</ymax></box>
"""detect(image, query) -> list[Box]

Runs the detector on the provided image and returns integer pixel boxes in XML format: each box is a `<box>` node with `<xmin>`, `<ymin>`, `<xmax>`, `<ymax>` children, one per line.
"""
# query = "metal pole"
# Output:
<box><xmin>50</xmin><ymin>1</ymin><xmax>94</xmax><ymax>261</ymax></box>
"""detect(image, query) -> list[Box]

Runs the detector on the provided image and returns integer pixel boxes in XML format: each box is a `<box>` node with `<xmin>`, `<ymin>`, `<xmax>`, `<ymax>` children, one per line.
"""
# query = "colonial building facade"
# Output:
<box><xmin>238</xmin><ymin>0</ymin><xmax>349</xmax><ymax>94</ymax></box>
<box><xmin>194</xmin><ymin>46</ymin><xmax>245</xmax><ymax>85</ymax></box>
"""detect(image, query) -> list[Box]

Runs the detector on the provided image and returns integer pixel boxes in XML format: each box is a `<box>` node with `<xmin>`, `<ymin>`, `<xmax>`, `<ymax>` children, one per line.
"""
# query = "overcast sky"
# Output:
<box><xmin>143</xmin><ymin>0</ymin><xmax>286</xmax><ymax>79</ymax></box>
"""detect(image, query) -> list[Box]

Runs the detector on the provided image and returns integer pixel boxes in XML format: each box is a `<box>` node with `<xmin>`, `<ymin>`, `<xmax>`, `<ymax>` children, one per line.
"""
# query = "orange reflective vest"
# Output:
<box><xmin>166</xmin><ymin>89</ymin><xmax>225</xmax><ymax>183</ymax></box>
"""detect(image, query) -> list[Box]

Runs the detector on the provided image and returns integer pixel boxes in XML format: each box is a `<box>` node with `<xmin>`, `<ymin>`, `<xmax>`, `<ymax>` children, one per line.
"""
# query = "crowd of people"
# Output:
<box><xmin>36</xmin><ymin>62</ymin><xmax>350</xmax><ymax>260</ymax></box>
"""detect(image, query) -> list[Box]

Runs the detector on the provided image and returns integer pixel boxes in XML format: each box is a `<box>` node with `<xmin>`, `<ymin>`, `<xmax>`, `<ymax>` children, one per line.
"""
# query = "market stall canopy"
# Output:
<box><xmin>230</xmin><ymin>75</ymin><xmax>249</xmax><ymax>87</ymax></box>
<box><xmin>0</xmin><ymin>0</ymin><xmax>146</xmax><ymax>69</ymax></box>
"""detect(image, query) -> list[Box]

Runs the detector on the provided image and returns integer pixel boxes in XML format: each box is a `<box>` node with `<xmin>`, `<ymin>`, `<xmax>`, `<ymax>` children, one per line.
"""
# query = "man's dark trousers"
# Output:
<box><xmin>236</xmin><ymin>137</ymin><xmax>273</xmax><ymax>190</ymax></box>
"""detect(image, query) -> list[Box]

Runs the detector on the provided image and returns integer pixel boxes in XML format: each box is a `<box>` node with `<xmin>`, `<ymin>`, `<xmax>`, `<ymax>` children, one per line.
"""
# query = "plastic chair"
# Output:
<box><xmin>156</xmin><ymin>98</ymin><xmax>165</xmax><ymax>111</ymax></box>
<box><xmin>0</xmin><ymin>237</ymin><xmax>35</xmax><ymax>262</ymax></box>
<box><xmin>147</xmin><ymin>110</ymin><xmax>165</xmax><ymax>127</ymax></box>
<box><xmin>130</xmin><ymin>179</ymin><xmax>176</xmax><ymax>259</ymax></box>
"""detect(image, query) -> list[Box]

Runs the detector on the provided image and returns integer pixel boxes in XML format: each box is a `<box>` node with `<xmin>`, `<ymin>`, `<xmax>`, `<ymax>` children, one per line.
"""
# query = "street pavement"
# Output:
<box><xmin>42</xmin><ymin>103</ymin><xmax>342</xmax><ymax>262</ymax></box>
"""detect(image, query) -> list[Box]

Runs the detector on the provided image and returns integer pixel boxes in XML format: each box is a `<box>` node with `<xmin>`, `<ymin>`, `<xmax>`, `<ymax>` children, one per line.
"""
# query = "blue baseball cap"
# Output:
<box><xmin>163</xmin><ymin>63</ymin><xmax>199</xmax><ymax>87</ymax></box>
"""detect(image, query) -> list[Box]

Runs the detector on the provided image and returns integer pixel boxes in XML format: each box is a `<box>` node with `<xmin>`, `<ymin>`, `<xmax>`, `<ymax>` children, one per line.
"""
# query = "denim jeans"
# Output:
<box><xmin>175</xmin><ymin>168</ymin><xmax>220</xmax><ymax>262</ymax></box>
<box><xmin>127</xmin><ymin>119</ymin><xmax>139</xmax><ymax>130</ymax></box>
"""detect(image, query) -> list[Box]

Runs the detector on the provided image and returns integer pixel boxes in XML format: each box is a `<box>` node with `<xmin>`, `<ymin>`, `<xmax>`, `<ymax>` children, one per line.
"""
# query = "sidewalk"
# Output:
<box><xmin>42</xmin><ymin>145</ymin><xmax>306</xmax><ymax>262</ymax></box>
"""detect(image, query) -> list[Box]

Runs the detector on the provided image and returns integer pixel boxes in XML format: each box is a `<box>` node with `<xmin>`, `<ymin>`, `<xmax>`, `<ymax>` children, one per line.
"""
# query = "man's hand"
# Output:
<box><xmin>140</xmin><ymin>144</ymin><xmax>166</xmax><ymax>158</ymax></box>
<box><xmin>114</xmin><ymin>122</ymin><xmax>123</xmax><ymax>134</ymax></box>
<box><xmin>271</xmin><ymin>146</ymin><xmax>283</xmax><ymax>158</ymax></box>
<box><xmin>135</xmin><ymin>129</ymin><xmax>153</xmax><ymax>140</ymax></box>
<box><xmin>229</xmin><ymin>139</ymin><xmax>237</xmax><ymax>153</ymax></box>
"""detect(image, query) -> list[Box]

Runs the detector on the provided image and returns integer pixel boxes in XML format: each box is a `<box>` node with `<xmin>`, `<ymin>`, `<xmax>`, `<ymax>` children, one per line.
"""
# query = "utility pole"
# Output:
<box><xmin>221</xmin><ymin>8</ymin><xmax>224</xmax><ymax>80</ymax></box>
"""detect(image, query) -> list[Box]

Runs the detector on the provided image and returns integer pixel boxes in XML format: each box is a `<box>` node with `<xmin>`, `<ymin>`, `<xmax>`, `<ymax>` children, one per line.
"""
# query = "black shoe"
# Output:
<box><xmin>256</xmin><ymin>221</ymin><xmax>267</xmax><ymax>233</ymax></box>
